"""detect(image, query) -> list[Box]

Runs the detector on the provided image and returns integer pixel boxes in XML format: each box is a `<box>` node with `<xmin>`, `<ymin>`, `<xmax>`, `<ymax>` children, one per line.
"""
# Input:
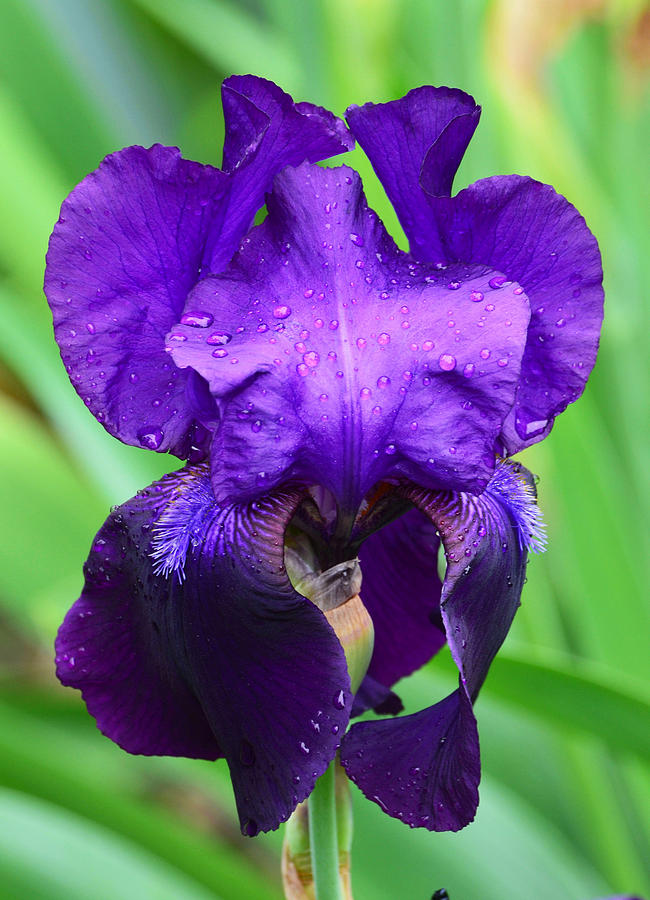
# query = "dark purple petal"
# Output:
<box><xmin>426</xmin><ymin>177</ymin><xmax>604</xmax><ymax>452</ymax></box>
<box><xmin>346</xmin><ymin>86</ymin><xmax>480</xmax><ymax>241</ymax></box>
<box><xmin>44</xmin><ymin>145</ymin><xmax>226</xmax><ymax>456</ymax></box>
<box><xmin>341</xmin><ymin>460</ymin><xmax>542</xmax><ymax>831</ymax></box>
<box><xmin>205</xmin><ymin>74</ymin><xmax>354</xmax><ymax>271</ymax></box>
<box><xmin>170</xmin><ymin>162</ymin><xmax>531</xmax><ymax>510</ymax></box>
<box><xmin>56</xmin><ymin>466</ymin><xmax>351</xmax><ymax>835</ymax></box>
<box><xmin>358</xmin><ymin>508</ymin><xmax>445</xmax><ymax>689</ymax></box>
<box><xmin>352</xmin><ymin>675</ymin><xmax>403</xmax><ymax>718</ymax></box>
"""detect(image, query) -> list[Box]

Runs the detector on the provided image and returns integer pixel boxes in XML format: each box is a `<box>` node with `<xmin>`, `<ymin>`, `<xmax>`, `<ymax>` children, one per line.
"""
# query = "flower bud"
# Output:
<box><xmin>285</xmin><ymin>544</ymin><xmax>374</xmax><ymax>694</ymax></box>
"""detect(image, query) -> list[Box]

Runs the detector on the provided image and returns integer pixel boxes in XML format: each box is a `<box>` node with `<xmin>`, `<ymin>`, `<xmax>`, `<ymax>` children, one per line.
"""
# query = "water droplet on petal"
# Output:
<box><xmin>333</xmin><ymin>690</ymin><xmax>346</xmax><ymax>709</ymax></box>
<box><xmin>384</xmin><ymin>443</ymin><xmax>397</xmax><ymax>455</ymax></box>
<box><xmin>137</xmin><ymin>427</ymin><xmax>163</xmax><ymax>450</ymax></box>
<box><xmin>479</xmin><ymin>348</ymin><xmax>491</xmax><ymax>360</ymax></box>
<box><xmin>356</xmin><ymin>337</ymin><xmax>367</xmax><ymax>350</ymax></box>
<box><xmin>470</xmin><ymin>290</ymin><xmax>484</xmax><ymax>302</ymax></box>
<box><xmin>180</xmin><ymin>310</ymin><xmax>214</xmax><ymax>328</ymax></box>
<box><xmin>329</xmin><ymin>319</ymin><xmax>339</xmax><ymax>331</ymax></box>
<box><xmin>438</xmin><ymin>354</ymin><xmax>456</xmax><ymax>371</ymax></box>
<box><xmin>212</xmin><ymin>348</ymin><xmax>228</xmax><ymax>358</ymax></box>
<box><xmin>377</xmin><ymin>375</ymin><xmax>391</xmax><ymax>389</ymax></box>
<box><xmin>303</xmin><ymin>350</ymin><xmax>320</xmax><ymax>367</ymax></box>
<box><xmin>350</xmin><ymin>232</ymin><xmax>364</xmax><ymax>247</ymax></box>
<box><xmin>273</xmin><ymin>304</ymin><xmax>292</xmax><ymax>319</ymax></box>
<box><xmin>463</xmin><ymin>363</ymin><xmax>475</xmax><ymax>377</ymax></box>
<box><xmin>422</xmin><ymin>340</ymin><xmax>434</xmax><ymax>351</ymax></box>
<box><xmin>377</xmin><ymin>332</ymin><xmax>390</xmax><ymax>346</ymax></box>
<box><xmin>488</xmin><ymin>275</ymin><xmax>506</xmax><ymax>290</ymax></box>
<box><xmin>206</xmin><ymin>331</ymin><xmax>232</xmax><ymax>345</ymax></box>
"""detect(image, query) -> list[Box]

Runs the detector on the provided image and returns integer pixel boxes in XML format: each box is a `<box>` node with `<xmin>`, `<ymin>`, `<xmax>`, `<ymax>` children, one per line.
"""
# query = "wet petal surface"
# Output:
<box><xmin>56</xmin><ymin>466</ymin><xmax>351</xmax><ymax>835</ymax></box>
<box><xmin>170</xmin><ymin>162</ymin><xmax>530</xmax><ymax>509</ymax></box>
<box><xmin>349</xmin><ymin>89</ymin><xmax>603</xmax><ymax>452</ymax></box>
<box><xmin>341</xmin><ymin>461</ymin><xmax>541</xmax><ymax>831</ymax></box>
<box><xmin>44</xmin><ymin>144</ymin><xmax>227</xmax><ymax>457</ymax></box>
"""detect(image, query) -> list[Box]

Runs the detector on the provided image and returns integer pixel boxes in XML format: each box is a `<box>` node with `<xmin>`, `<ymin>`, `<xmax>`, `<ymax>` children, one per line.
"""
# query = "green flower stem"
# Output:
<box><xmin>308</xmin><ymin>760</ymin><xmax>344</xmax><ymax>900</ymax></box>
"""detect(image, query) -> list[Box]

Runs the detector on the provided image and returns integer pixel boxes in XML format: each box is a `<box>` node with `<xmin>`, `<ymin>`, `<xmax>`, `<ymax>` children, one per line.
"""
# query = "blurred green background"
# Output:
<box><xmin>0</xmin><ymin>0</ymin><xmax>648</xmax><ymax>898</ymax></box>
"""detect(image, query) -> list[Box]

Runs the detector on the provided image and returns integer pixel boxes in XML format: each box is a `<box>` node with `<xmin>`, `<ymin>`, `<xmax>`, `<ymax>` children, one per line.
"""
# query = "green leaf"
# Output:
<box><xmin>0</xmin><ymin>788</ymin><xmax>220</xmax><ymax>900</ymax></box>
<box><xmin>125</xmin><ymin>0</ymin><xmax>298</xmax><ymax>88</ymax></box>
<box><xmin>0</xmin><ymin>702</ymin><xmax>282</xmax><ymax>900</ymax></box>
<box><xmin>485</xmin><ymin>646</ymin><xmax>650</xmax><ymax>759</ymax></box>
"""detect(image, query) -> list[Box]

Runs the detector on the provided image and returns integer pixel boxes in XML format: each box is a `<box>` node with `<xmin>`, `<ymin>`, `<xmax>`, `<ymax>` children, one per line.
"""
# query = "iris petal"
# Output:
<box><xmin>348</xmin><ymin>88</ymin><xmax>603</xmax><ymax>452</ymax></box>
<box><xmin>346</xmin><ymin>85</ymin><xmax>480</xmax><ymax>233</ymax></box>
<box><xmin>206</xmin><ymin>74</ymin><xmax>355</xmax><ymax>271</ymax></box>
<box><xmin>340</xmin><ymin>460</ymin><xmax>539</xmax><ymax>831</ymax></box>
<box><xmin>55</xmin><ymin>466</ymin><xmax>351</xmax><ymax>835</ymax></box>
<box><xmin>170</xmin><ymin>162</ymin><xmax>531</xmax><ymax>509</ymax></box>
<box><xmin>358</xmin><ymin>508</ymin><xmax>445</xmax><ymax>689</ymax></box>
<box><xmin>44</xmin><ymin>144</ymin><xmax>226</xmax><ymax>457</ymax></box>
<box><xmin>45</xmin><ymin>76</ymin><xmax>353</xmax><ymax>458</ymax></box>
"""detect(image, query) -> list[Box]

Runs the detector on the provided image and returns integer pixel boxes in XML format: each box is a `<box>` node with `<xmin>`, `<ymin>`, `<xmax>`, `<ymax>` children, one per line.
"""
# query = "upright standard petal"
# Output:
<box><xmin>170</xmin><ymin>162</ymin><xmax>531</xmax><ymax>509</ymax></box>
<box><xmin>346</xmin><ymin>86</ymin><xmax>480</xmax><ymax>241</ymax></box>
<box><xmin>45</xmin><ymin>77</ymin><xmax>353</xmax><ymax>459</ymax></box>
<box><xmin>205</xmin><ymin>75</ymin><xmax>355</xmax><ymax>271</ymax></box>
<box><xmin>340</xmin><ymin>460</ymin><xmax>544</xmax><ymax>831</ymax></box>
<box><xmin>348</xmin><ymin>87</ymin><xmax>603</xmax><ymax>452</ymax></box>
<box><xmin>44</xmin><ymin>145</ymin><xmax>227</xmax><ymax>457</ymax></box>
<box><xmin>55</xmin><ymin>466</ymin><xmax>351</xmax><ymax>835</ymax></box>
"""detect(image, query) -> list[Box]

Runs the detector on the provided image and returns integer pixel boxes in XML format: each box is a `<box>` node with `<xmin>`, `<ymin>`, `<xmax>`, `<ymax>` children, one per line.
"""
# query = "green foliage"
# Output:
<box><xmin>0</xmin><ymin>0</ymin><xmax>647</xmax><ymax>897</ymax></box>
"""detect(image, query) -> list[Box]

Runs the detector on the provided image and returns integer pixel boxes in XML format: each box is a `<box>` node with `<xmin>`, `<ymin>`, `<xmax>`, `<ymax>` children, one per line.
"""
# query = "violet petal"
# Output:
<box><xmin>170</xmin><ymin>162</ymin><xmax>531</xmax><ymax>510</ymax></box>
<box><xmin>56</xmin><ymin>466</ymin><xmax>351</xmax><ymax>835</ymax></box>
<box><xmin>341</xmin><ymin>460</ymin><xmax>539</xmax><ymax>831</ymax></box>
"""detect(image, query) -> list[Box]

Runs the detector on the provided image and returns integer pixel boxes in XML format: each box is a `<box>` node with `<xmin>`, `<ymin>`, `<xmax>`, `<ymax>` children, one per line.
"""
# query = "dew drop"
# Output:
<box><xmin>384</xmin><ymin>443</ymin><xmax>397</xmax><ymax>455</ymax></box>
<box><xmin>470</xmin><ymin>290</ymin><xmax>484</xmax><ymax>302</ymax></box>
<box><xmin>497</xmin><ymin>357</ymin><xmax>509</xmax><ymax>368</ymax></box>
<box><xmin>360</xmin><ymin>387</ymin><xmax>372</xmax><ymax>399</ymax></box>
<box><xmin>377</xmin><ymin>332</ymin><xmax>390</xmax><ymax>346</ymax></box>
<box><xmin>137</xmin><ymin>427</ymin><xmax>163</xmax><ymax>450</ymax></box>
<box><xmin>333</xmin><ymin>689</ymin><xmax>346</xmax><ymax>709</ymax></box>
<box><xmin>356</xmin><ymin>337</ymin><xmax>367</xmax><ymax>350</ymax></box>
<box><xmin>488</xmin><ymin>275</ymin><xmax>506</xmax><ymax>290</ymax></box>
<box><xmin>329</xmin><ymin>319</ymin><xmax>339</xmax><ymax>331</ymax></box>
<box><xmin>463</xmin><ymin>363</ymin><xmax>475</xmax><ymax>377</ymax></box>
<box><xmin>206</xmin><ymin>331</ymin><xmax>232</xmax><ymax>345</ymax></box>
<box><xmin>273</xmin><ymin>304</ymin><xmax>292</xmax><ymax>319</ymax></box>
<box><xmin>422</xmin><ymin>340</ymin><xmax>434</xmax><ymax>351</ymax></box>
<box><xmin>350</xmin><ymin>232</ymin><xmax>364</xmax><ymax>247</ymax></box>
<box><xmin>299</xmin><ymin>741</ymin><xmax>310</xmax><ymax>755</ymax></box>
<box><xmin>256</xmin><ymin>322</ymin><xmax>269</xmax><ymax>333</ymax></box>
<box><xmin>303</xmin><ymin>350</ymin><xmax>320</xmax><ymax>367</ymax></box>
<box><xmin>167</xmin><ymin>332</ymin><xmax>187</xmax><ymax>343</ymax></box>
<box><xmin>212</xmin><ymin>348</ymin><xmax>228</xmax><ymax>358</ymax></box>
<box><xmin>479</xmin><ymin>348</ymin><xmax>491</xmax><ymax>360</ymax></box>
<box><xmin>296</xmin><ymin>363</ymin><xmax>309</xmax><ymax>377</ymax></box>
<box><xmin>180</xmin><ymin>310</ymin><xmax>214</xmax><ymax>328</ymax></box>
<box><xmin>438</xmin><ymin>354</ymin><xmax>457</xmax><ymax>371</ymax></box>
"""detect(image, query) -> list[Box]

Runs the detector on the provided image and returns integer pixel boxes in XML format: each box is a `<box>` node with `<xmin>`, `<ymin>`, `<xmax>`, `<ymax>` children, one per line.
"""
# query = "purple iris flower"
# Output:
<box><xmin>45</xmin><ymin>76</ymin><xmax>603</xmax><ymax>837</ymax></box>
